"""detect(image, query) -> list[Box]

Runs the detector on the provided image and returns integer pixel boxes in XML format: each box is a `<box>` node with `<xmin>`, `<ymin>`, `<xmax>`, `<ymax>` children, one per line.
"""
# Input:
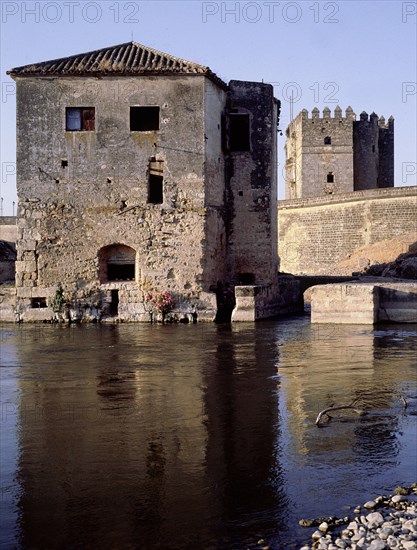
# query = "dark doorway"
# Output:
<box><xmin>110</xmin><ymin>290</ymin><xmax>119</xmax><ymax>316</ymax></box>
<box><xmin>215</xmin><ymin>282</ymin><xmax>236</xmax><ymax>323</ymax></box>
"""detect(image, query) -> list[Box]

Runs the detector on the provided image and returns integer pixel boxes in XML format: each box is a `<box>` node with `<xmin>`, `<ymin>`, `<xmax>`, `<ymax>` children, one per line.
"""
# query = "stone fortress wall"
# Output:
<box><xmin>278</xmin><ymin>186</ymin><xmax>417</xmax><ymax>275</ymax></box>
<box><xmin>279</xmin><ymin>106</ymin><xmax>412</xmax><ymax>276</ymax></box>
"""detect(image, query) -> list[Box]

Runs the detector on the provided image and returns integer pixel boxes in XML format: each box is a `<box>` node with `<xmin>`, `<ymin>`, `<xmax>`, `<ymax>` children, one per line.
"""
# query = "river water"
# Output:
<box><xmin>0</xmin><ymin>317</ymin><xmax>416</xmax><ymax>549</ymax></box>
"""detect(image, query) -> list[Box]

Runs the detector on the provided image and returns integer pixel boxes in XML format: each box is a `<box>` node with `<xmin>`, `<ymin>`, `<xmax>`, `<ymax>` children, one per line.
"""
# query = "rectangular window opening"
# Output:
<box><xmin>327</xmin><ymin>173</ymin><xmax>334</xmax><ymax>183</ymax></box>
<box><xmin>31</xmin><ymin>297</ymin><xmax>47</xmax><ymax>309</ymax></box>
<box><xmin>324</xmin><ymin>136</ymin><xmax>331</xmax><ymax>145</ymax></box>
<box><xmin>130</xmin><ymin>106</ymin><xmax>160</xmax><ymax>131</ymax></box>
<box><xmin>66</xmin><ymin>107</ymin><xmax>95</xmax><ymax>131</ymax></box>
<box><xmin>229</xmin><ymin>113</ymin><xmax>250</xmax><ymax>152</ymax></box>
<box><xmin>148</xmin><ymin>174</ymin><xmax>163</xmax><ymax>204</ymax></box>
<box><xmin>107</xmin><ymin>264</ymin><xmax>135</xmax><ymax>282</ymax></box>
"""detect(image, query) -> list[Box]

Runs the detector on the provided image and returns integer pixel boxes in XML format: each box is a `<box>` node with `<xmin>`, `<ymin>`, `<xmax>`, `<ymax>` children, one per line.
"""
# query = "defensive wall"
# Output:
<box><xmin>0</xmin><ymin>217</ymin><xmax>17</xmax><ymax>243</ymax></box>
<box><xmin>278</xmin><ymin>186</ymin><xmax>417</xmax><ymax>275</ymax></box>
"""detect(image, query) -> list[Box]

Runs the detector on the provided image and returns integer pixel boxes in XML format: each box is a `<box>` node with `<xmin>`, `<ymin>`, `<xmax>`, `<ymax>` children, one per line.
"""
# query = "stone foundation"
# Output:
<box><xmin>232</xmin><ymin>277</ymin><xmax>302</xmax><ymax>321</ymax></box>
<box><xmin>1</xmin><ymin>278</ymin><xmax>301</xmax><ymax>323</ymax></box>
<box><xmin>310</xmin><ymin>280</ymin><xmax>417</xmax><ymax>324</ymax></box>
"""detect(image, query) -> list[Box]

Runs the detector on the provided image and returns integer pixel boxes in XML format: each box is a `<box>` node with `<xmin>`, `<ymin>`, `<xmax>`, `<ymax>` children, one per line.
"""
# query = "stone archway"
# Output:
<box><xmin>98</xmin><ymin>244</ymin><xmax>136</xmax><ymax>284</ymax></box>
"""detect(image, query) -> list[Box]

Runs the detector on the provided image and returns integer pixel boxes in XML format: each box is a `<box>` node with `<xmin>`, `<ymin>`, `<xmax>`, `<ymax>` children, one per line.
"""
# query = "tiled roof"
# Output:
<box><xmin>7</xmin><ymin>41</ymin><xmax>227</xmax><ymax>88</ymax></box>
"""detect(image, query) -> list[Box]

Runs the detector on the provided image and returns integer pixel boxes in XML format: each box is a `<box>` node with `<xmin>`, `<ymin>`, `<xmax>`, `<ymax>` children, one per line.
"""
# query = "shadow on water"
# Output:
<box><xmin>0</xmin><ymin>319</ymin><xmax>415</xmax><ymax>549</ymax></box>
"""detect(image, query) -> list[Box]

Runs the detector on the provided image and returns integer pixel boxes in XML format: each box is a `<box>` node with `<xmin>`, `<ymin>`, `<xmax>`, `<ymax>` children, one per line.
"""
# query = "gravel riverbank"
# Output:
<box><xmin>299</xmin><ymin>484</ymin><xmax>417</xmax><ymax>550</ymax></box>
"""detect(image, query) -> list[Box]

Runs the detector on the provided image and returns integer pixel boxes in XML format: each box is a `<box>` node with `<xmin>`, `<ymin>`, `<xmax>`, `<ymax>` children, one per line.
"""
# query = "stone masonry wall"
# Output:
<box><xmin>278</xmin><ymin>186</ymin><xmax>417</xmax><ymax>275</ymax></box>
<box><xmin>14</xmin><ymin>75</ymin><xmax>220</xmax><ymax>320</ymax></box>
<box><xmin>226</xmin><ymin>81</ymin><xmax>278</xmax><ymax>285</ymax></box>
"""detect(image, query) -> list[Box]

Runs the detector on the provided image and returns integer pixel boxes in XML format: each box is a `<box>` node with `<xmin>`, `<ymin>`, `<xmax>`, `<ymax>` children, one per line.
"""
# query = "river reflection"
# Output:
<box><xmin>0</xmin><ymin>318</ymin><xmax>416</xmax><ymax>549</ymax></box>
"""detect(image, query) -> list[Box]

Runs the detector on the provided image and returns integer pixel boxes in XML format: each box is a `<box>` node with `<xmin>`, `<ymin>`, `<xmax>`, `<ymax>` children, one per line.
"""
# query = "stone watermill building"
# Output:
<box><xmin>8</xmin><ymin>41</ymin><xmax>298</xmax><ymax>322</ymax></box>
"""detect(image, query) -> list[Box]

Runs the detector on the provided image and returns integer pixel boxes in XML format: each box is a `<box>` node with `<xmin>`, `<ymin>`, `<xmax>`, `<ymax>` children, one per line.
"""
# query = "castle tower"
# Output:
<box><xmin>285</xmin><ymin>106</ymin><xmax>356</xmax><ymax>199</ymax></box>
<box><xmin>353</xmin><ymin>111</ymin><xmax>394</xmax><ymax>190</ymax></box>
<box><xmin>285</xmin><ymin>107</ymin><xmax>394</xmax><ymax>198</ymax></box>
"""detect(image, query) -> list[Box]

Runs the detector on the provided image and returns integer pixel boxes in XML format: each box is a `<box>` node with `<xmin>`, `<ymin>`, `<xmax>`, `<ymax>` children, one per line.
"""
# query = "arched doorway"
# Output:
<box><xmin>98</xmin><ymin>244</ymin><xmax>136</xmax><ymax>284</ymax></box>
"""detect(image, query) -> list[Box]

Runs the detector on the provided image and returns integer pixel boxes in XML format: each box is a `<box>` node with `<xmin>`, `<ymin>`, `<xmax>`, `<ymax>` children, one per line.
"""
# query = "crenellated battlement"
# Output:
<box><xmin>299</xmin><ymin>105</ymin><xmax>356</xmax><ymax>122</ymax></box>
<box><xmin>287</xmin><ymin>106</ymin><xmax>394</xmax><ymax>131</ymax></box>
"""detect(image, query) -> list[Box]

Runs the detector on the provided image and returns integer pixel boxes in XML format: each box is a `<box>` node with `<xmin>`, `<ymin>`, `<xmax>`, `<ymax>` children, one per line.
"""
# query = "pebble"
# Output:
<box><xmin>364</xmin><ymin>500</ymin><xmax>377</xmax><ymax>509</ymax></box>
<box><xmin>395</xmin><ymin>486</ymin><xmax>411</xmax><ymax>496</ymax></box>
<box><xmin>299</xmin><ymin>483</ymin><xmax>417</xmax><ymax>550</ymax></box>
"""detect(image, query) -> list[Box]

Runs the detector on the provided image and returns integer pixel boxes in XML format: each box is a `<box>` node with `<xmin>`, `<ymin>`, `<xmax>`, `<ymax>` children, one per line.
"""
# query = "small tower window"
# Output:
<box><xmin>229</xmin><ymin>114</ymin><xmax>250</xmax><ymax>151</ymax></box>
<box><xmin>148</xmin><ymin>159</ymin><xmax>164</xmax><ymax>204</ymax></box>
<box><xmin>324</xmin><ymin>136</ymin><xmax>331</xmax><ymax>145</ymax></box>
<box><xmin>327</xmin><ymin>172</ymin><xmax>334</xmax><ymax>183</ymax></box>
<box><xmin>148</xmin><ymin>175</ymin><xmax>163</xmax><ymax>204</ymax></box>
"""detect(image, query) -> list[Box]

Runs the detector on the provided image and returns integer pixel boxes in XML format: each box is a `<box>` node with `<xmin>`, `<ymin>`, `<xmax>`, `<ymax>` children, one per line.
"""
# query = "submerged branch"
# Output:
<box><xmin>315</xmin><ymin>399</ymin><xmax>367</xmax><ymax>427</ymax></box>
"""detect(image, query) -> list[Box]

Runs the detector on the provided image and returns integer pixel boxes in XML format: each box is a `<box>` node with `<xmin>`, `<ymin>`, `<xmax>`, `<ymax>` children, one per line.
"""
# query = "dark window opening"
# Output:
<box><xmin>110</xmin><ymin>289</ymin><xmax>119</xmax><ymax>316</ymax></box>
<box><xmin>107</xmin><ymin>263</ymin><xmax>135</xmax><ymax>281</ymax></box>
<box><xmin>61</xmin><ymin>159</ymin><xmax>68</xmax><ymax>168</ymax></box>
<box><xmin>372</xmin><ymin>145</ymin><xmax>375</xmax><ymax>152</ymax></box>
<box><xmin>66</xmin><ymin>107</ymin><xmax>95</xmax><ymax>131</ymax></box>
<box><xmin>239</xmin><ymin>272</ymin><xmax>255</xmax><ymax>285</ymax></box>
<box><xmin>327</xmin><ymin>172</ymin><xmax>334</xmax><ymax>183</ymax></box>
<box><xmin>148</xmin><ymin>174</ymin><xmax>163</xmax><ymax>204</ymax></box>
<box><xmin>98</xmin><ymin>244</ymin><xmax>136</xmax><ymax>284</ymax></box>
<box><xmin>324</xmin><ymin>136</ymin><xmax>331</xmax><ymax>145</ymax></box>
<box><xmin>130</xmin><ymin>106</ymin><xmax>160</xmax><ymax>131</ymax></box>
<box><xmin>229</xmin><ymin>114</ymin><xmax>250</xmax><ymax>152</ymax></box>
<box><xmin>31</xmin><ymin>297</ymin><xmax>47</xmax><ymax>308</ymax></box>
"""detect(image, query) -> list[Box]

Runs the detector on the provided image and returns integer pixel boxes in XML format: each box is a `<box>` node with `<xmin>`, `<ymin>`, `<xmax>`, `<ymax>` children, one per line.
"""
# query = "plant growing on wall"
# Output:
<box><xmin>51</xmin><ymin>285</ymin><xmax>65</xmax><ymax>313</ymax></box>
<box><xmin>145</xmin><ymin>291</ymin><xmax>175</xmax><ymax>322</ymax></box>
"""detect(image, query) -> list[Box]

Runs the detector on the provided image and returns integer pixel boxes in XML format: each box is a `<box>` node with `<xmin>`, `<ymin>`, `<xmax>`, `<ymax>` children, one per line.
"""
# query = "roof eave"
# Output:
<box><xmin>7</xmin><ymin>69</ymin><xmax>228</xmax><ymax>90</ymax></box>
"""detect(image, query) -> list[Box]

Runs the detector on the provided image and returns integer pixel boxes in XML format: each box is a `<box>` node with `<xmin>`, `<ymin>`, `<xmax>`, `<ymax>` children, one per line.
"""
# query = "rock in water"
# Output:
<box><xmin>364</xmin><ymin>500</ymin><xmax>377</xmax><ymax>509</ymax></box>
<box><xmin>394</xmin><ymin>486</ymin><xmax>410</xmax><ymax>495</ymax></box>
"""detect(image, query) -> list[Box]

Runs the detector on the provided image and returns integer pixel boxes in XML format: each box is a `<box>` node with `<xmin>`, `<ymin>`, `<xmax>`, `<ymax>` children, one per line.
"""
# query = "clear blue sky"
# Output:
<box><xmin>1</xmin><ymin>0</ymin><xmax>416</xmax><ymax>215</ymax></box>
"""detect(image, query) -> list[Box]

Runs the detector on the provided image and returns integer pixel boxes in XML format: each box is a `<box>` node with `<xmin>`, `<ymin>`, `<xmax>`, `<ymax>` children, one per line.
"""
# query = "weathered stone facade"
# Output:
<box><xmin>8</xmin><ymin>42</ymin><xmax>295</xmax><ymax>322</ymax></box>
<box><xmin>278</xmin><ymin>186</ymin><xmax>417</xmax><ymax>275</ymax></box>
<box><xmin>285</xmin><ymin>107</ymin><xmax>394</xmax><ymax>199</ymax></box>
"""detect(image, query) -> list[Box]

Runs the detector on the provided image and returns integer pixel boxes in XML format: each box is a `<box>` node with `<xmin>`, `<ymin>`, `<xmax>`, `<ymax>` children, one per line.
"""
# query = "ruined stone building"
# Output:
<box><xmin>285</xmin><ymin>107</ymin><xmax>394</xmax><ymax>199</ymax></box>
<box><xmin>8</xmin><ymin>41</ymin><xmax>299</xmax><ymax>322</ymax></box>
